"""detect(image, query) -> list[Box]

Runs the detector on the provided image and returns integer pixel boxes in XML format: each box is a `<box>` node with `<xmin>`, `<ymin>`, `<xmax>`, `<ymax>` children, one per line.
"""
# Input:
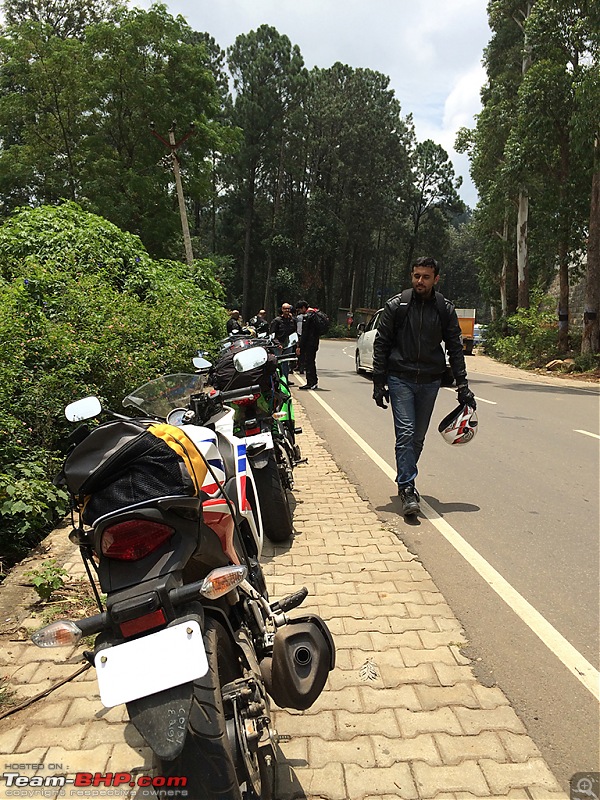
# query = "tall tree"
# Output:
<box><xmin>405</xmin><ymin>139</ymin><xmax>464</xmax><ymax>274</ymax></box>
<box><xmin>226</xmin><ymin>25</ymin><xmax>305</xmax><ymax>321</ymax></box>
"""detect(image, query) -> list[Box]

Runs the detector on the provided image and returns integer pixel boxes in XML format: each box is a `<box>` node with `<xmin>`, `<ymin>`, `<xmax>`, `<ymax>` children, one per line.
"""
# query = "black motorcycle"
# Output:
<box><xmin>32</xmin><ymin>352</ymin><xmax>335</xmax><ymax>799</ymax></box>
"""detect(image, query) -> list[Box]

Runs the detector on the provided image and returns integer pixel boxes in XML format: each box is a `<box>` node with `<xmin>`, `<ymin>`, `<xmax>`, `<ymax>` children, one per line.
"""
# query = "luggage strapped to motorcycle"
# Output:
<box><xmin>63</xmin><ymin>419</ymin><xmax>209</xmax><ymax>525</ymax></box>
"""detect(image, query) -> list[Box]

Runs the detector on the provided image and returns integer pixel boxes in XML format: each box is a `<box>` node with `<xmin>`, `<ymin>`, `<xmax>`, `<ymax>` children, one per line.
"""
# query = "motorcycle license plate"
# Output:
<box><xmin>95</xmin><ymin>621</ymin><xmax>208</xmax><ymax>708</ymax></box>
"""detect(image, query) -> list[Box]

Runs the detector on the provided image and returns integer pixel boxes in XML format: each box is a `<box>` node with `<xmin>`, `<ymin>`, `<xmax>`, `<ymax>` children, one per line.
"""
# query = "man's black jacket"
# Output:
<box><xmin>270</xmin><ymin>314</ymin><xmax>297</xmax><ymax>345</ymax></box>
<box><xmin>299</xmin><ymin>310</ymin><xmax>321</xmax><ymax>350</ymax></box>
<box><xmin>372</xmin><ymin>290</ymin><xmax>467</xmax><ymax>384</ymax></box>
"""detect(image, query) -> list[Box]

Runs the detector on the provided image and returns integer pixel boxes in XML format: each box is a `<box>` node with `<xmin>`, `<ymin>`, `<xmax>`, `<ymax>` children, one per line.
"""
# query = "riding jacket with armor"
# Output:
<box><xmin>372</xmin><ymin>291</ymin><xmax>467</xmax><ymax>385</ymax></box>
<box><xmin>270</xmin><ymin>315</ymin><xmax>297</xmax><ymax>346</ymax></box>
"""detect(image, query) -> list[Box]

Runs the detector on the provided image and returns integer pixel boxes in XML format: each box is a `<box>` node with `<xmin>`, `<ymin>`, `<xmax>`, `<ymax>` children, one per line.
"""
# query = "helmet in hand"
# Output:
<box><xmin>438</xmin><ymin>404</ymin><xmax>478</xmax><ymax>446</ymax></box>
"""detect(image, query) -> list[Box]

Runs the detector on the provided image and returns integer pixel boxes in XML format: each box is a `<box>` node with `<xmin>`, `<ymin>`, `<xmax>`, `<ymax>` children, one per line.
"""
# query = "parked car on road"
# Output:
<box><xmin>355</xmin><ymin>308</ymin><xmax>383</xmax><ymax>373</ymax></box>
<box><xmin>473</xmin><ymin>323</ymin><xmax>486</xmax><ymax>346</ymax></box>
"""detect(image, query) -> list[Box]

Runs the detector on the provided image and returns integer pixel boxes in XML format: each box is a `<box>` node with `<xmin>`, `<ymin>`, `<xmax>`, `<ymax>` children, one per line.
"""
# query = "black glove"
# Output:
<box><xmin>373</xmin><ymin>384</ymin><xmax>389</xmax><ymax>409</ymax></box>
<box><xmin>457</xmin><ymin>383</ymin><xmax>476</xmax><ymax>409</ymax></box>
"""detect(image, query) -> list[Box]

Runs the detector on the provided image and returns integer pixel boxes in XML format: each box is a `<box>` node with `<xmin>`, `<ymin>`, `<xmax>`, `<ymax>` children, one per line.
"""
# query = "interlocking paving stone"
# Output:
<box><xmin>0</xmin><ymin>400</ymin><xmax>569</xmax><ymax>799</ymax></box>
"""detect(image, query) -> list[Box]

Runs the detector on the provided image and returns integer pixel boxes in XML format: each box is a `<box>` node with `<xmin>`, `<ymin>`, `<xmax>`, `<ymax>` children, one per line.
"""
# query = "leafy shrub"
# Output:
<box><xmin>485</xmin><ymin>294</ymin><xmax>559</xmax><ymax>367</ymax></box>
<box><xmin>24</xmin><ymin>559</ymin><xmax>68</xmax><ymax>601</ymax></box>
<box><xmin>0</xmin><ymin>202</ymin><xmax>227</xmax><ymax>567</ymax></box>
<box><xmin>0</xmin><ymin>459</ymin><xmax>69</xmax><ymax>563</ymax></box>
<box><xmin>323</xmin><ymin>322</ymin><xmax>358</xmax><ymax>338</ymax></box>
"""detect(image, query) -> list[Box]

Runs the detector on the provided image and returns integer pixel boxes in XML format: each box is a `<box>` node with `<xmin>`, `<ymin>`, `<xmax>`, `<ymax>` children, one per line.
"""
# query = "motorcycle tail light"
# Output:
<box><xmin>200</xmin><ymin>565</ymin><xmax>248</xmax><ymax>599</ymax></box>
<box><xmin>31</xmin><ymin>620</ymin><xmax>82</xmax><ymax>648</ymax></box>
<box><xmin>119</xmin><ymin>609</ymin><xmax>166</xmax><ymax>638</ymax></box>
<box><xmin>101</xmin><ymin>520</ymin><xmax>174</xmax><ymax>560</ymax></box>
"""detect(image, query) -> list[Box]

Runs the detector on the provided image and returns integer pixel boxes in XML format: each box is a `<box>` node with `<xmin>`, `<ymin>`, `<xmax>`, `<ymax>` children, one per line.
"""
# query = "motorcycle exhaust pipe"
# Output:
<box><xmin>260</xmin><ymin>615</ymin><xmax>335</xmax><ymax>710</ymax></box>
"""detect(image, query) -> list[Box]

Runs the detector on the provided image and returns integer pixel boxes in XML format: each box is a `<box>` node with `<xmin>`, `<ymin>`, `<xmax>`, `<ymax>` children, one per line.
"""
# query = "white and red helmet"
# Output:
<box><xmin>438</xmin><ymin>404</ymin><xmax>478</xmax><ymax>446</ymax></box>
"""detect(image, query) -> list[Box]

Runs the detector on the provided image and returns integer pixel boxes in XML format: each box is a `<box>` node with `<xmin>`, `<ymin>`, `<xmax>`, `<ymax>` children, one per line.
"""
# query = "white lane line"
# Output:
<box><xmin>295</xmin><ymin>382</ymin><xmax>600</xmax><ymax>702</ymax></box>
<box><xmin>574</xmin><ymin>429</ymin><xmax>600</xmax><ymax>440</ymax></box>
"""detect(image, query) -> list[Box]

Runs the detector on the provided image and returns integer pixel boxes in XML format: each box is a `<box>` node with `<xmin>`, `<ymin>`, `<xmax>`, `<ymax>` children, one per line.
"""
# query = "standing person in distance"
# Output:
<box><xmin>226</xmin><ymin>309</ymin><xmax>244</xmax><ymax>336</ymax></box>
<box><xmin>296</xmin><ymin>301</ymin><xmax>322</xmax><ymax>391</ymax></box>
<box><xmin>372</xmin><ymin>257</ymin><xmax>476</xmax><ymax>517</ymax></box>
<box><xmin>270</xmin><ymin>303</ymin><xmax>297</xmax><ymax>380</ymax></box>
<box><xmin>295</xmin><ymin>301</ymin><xmax>307</xmax><ymax>374</ymax></box>
<box><xmin>249</xmin><ymin>309</ymin><xmax>269</xmax><ymax>336</ymax></box>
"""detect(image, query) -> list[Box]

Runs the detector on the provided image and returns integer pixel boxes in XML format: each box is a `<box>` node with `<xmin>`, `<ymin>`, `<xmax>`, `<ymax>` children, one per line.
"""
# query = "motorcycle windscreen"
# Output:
<box><xmin>95</xmin><ymin>620</ymin><xmax>207</xmax><ymax>707</ymax></box>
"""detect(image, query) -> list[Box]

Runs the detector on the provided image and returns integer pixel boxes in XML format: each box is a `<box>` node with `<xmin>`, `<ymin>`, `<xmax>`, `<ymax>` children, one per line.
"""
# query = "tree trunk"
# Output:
<box><xmin>242</xmin><ymin>164</ymin><xmax>256</xmax><ymax>322</ymax></box>
<box><xmin>557</xmin><ymin>238</ymin><xmax>570</xmax><ymax>353</ymax></box>
<box><xmin>582</xmin><ymin>144</ymin><xmax>600</xmax><ymax>354</ymax></box>
<box><xmin>515</xmin><ymin>1</ymin><xmax>533</xmax><ymax>310</ymax></box>
<box><xmin>517</xmin><ymin>188</ymin><xmax>529</xmax><ymax>308</ymax></box>
<box><xmin>499</xmin><ymin>212</ymin><xmax>509</xmax><ymax>316</ymax></box>
<box><xmin>557</xmin><ymin>138</ymin><xmax>572</xmax><ymax>354</ymax></box>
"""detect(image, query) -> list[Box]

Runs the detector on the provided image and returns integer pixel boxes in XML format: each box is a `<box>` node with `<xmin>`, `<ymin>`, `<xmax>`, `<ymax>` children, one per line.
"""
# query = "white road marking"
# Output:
<box><xmin>295</xmin><ymin>378</ymin><xmax>600</xmax><ymax>702</ymax></box>
<box><xmin>574</xmin><ymin>429</ymin><xmax>600</xmax><ymax>440</ymax></box>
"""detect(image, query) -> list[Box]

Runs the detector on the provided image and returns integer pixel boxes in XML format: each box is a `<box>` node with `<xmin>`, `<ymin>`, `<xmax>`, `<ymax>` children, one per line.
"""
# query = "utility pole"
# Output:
<box><xmin>150</xmin><ymin>121</ymin><xmax>195</xmax><ymax>266</ymax></box>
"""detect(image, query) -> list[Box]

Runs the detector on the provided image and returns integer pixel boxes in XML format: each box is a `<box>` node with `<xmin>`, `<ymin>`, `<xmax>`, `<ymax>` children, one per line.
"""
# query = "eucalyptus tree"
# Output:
<box><xmin>512</xmin><ymin>0</ymin><xmax>597</xmax><ymax>349</ymax></box>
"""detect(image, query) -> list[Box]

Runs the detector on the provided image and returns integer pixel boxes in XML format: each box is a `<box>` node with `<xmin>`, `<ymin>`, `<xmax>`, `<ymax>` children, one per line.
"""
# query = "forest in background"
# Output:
<box><xmin>0</xmin><ymin>0</ymin><xmax>597</xmax><ymax>341</ymax></box>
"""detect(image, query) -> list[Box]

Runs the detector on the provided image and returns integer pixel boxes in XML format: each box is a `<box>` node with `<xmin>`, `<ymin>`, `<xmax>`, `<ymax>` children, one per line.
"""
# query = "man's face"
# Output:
<box><xmin>411</xmin><ymin>266</ymin><xmax>439</xmax><ymax>297</ymax></box>
<box><xmin>281</xmin><ymin>304</ymin><xmax>292</xmax><ymax>317</ymax></box>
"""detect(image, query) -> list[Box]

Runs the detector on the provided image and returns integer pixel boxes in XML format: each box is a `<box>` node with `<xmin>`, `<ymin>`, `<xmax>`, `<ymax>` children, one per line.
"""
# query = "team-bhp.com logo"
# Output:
<box><xmin>2</xmin><ymin>771</ymin><xmax>187</xmax><ymax>797</ymax></box>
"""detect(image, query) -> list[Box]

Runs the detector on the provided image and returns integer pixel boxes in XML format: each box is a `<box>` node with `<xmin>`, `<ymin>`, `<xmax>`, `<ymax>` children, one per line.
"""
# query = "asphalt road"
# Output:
<box><xmin>292</xmin><ymin>339</ymin><xmax>600</xmax><ymax>791</ymax></box>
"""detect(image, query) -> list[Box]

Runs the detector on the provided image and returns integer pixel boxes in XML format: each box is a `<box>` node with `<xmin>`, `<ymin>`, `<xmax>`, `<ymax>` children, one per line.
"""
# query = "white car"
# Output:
<box><xmin>355</xmin><ymin>308</ymin><xmax>384</xmax><ymax>373</ymax></box>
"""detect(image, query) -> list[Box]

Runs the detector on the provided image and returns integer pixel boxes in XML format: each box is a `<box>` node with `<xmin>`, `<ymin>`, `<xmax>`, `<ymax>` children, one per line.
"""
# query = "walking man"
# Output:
<box><xmin>296</xmin><ymin>300</ymin><xmax>321</xmax><ymax>390</ymax></box>
<box><xmin>372</xmin><ymin>257</ymin><xmax>476</xmax><ymax>516</ymax></box>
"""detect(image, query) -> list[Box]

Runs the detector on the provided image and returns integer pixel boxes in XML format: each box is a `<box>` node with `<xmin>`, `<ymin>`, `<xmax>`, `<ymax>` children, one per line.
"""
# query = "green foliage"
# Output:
<box><xmin>485</xmin><ymin>293</ymin><xmax>559</xmax><ymax>366</ymax></box>
<box><xmin>0</xmin><ymin>202</ymin><xmax>226</xmax><ymax>564</ymax></box>
<box><xmin>24</xmin><ymin>559</ymin><xmax>68</xmax><ymax>601</ymax></box>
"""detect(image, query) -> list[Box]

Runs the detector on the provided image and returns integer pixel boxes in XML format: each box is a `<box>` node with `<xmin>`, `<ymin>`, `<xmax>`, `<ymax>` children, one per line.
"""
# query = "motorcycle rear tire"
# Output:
<box><xmin>254</xmin><ymin>452</ymin><xmax>293</xmax><ymax>542</ymax></box>
<box><xmin>156</xmin><ymin>619</ymin><xmax>243</xmax><ymax>799</ymax></box>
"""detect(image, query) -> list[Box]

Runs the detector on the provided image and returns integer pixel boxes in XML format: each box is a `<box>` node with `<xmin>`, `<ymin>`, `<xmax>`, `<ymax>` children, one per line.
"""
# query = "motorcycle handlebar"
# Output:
<box><xmin>220</xmin><ymin>384</ymin><xmax>262</xmax><ymax>401</ymax></box>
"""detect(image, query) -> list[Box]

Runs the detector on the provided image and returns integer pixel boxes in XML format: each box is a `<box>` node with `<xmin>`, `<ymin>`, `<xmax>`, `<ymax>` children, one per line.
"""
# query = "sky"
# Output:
<box><xmin>133</xmin><ymin>0</ymin><xmax>491</xmax><ymax>208</ymax></box>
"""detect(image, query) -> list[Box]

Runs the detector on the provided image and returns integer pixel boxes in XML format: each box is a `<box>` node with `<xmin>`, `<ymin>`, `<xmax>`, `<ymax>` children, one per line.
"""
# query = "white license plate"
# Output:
<box><xmin>95</xmin><ymin>620</ymin><xmax>208</xmax><ymax>708</ymax></box>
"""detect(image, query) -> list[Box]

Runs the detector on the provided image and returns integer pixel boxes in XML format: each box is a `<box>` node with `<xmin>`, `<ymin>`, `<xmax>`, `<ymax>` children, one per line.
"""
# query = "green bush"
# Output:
<box><xmin>485</xmin><ymin>295</ymin><xmax>559</xmax><ymax>367</ymax></box>
<box><xmin>0</xmin><ymin>202</ymin><xmax>227</xmax><ymax>566</ymax></box>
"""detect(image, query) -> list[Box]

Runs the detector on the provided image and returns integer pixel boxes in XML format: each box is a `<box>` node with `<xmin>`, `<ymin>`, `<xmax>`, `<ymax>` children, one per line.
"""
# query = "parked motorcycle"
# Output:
<box><xmin>31</xmin><ymin>350</ymin><xmax>335</xmax><ymax>799</ymax></box>
<box><xmin>207</xmin><ymin>334</ymin><xmax>303</xmax><ymax>543</ymax></box>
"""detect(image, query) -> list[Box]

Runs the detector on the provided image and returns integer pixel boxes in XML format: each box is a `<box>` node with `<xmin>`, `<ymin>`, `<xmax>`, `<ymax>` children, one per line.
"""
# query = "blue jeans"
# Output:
<box><xmin>388</xmin><ymin>375</ymin><xmax>441</xmax><ymax>488</ymax></box>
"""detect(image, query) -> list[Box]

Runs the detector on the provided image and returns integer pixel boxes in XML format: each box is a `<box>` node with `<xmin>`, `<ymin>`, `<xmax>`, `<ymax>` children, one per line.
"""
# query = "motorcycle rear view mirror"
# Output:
<box><xmin>233</xmin><ymin>348</ymin><xmax>268</xmax><ymax>373</ymax></box>
<box><xmin>65</xmin><ymin>396</ymin><xmax>102</xmax><ymax>422</ymax></box>
<box><xmin>193</xmin><ymin>357</ymin><xmax>212</xmax><ymax>371</ymax></box>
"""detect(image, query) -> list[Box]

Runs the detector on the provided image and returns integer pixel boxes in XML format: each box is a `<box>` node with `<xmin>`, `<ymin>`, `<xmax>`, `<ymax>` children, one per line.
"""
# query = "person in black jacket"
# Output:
<box><xmin>249</xmin><ymin>309</ymin><xmax>269</xmax><ymax>336</ymax></box>
<box><xmin>296</xmin><ymin>300</ymin><xmax>320</xmax><ymax>390</ymax></box>
<box><xmin>270</xmin><ymin>303</ymin><xmax>297</xmax><ymax>379</ymax></box>
<box><xmin>226</xmin><ymin>309</ymin><xmax>244</xmax><ymax>335</ymax></box>
<box><xmin>372</xmin><ymin>257</ymin><xmax>476</xmax><ymax>517</ymax></box>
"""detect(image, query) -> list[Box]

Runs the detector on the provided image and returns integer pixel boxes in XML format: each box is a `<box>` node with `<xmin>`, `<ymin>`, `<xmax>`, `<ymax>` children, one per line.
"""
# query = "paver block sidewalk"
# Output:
<box><xmin>0</xmin><ymin>402</ymin><xmax>568</xmax><ymax>799</ymax></box>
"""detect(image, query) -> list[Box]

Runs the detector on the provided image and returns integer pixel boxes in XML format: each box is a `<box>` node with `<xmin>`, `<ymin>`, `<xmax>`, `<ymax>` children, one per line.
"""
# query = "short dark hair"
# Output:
<box><xmin>412</xmin><ymin>257</ymin><xmax>439</xmax><ymax>276</ymax></box>
<box><xmin>296</xmin><ymin>300</ymin><xmax>308</xmax><ymax>310</ymax></box>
